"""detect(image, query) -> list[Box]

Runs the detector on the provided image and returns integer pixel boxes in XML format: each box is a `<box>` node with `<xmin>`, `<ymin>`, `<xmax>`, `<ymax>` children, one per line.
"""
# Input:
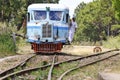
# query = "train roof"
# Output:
<box><xmin>28</xmin><ymin>3</ymin><xmax>69</xmax><ymax>10</ymax></box>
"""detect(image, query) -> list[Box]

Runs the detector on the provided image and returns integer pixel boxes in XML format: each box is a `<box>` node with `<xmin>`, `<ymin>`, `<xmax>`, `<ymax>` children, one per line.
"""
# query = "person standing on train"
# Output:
<box><xmin>68</xmin><ymin>17</ymin><xmax>77</xmax><ymax>44</ymax></box>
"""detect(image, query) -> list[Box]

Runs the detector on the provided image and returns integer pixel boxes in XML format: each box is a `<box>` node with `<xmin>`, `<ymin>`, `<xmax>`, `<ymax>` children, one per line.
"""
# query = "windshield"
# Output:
<box><xmin>34</xmin><ymin>11</ymin><xmax>46</xmax><ymax>20</ymax></box>
<box><xmin>49</xmin><ymin>11</ymin><xmax>62</xmax><ymax>21</ymax></box>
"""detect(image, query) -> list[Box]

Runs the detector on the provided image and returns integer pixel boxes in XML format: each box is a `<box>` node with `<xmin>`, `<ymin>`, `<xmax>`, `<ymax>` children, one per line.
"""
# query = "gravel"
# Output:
<box><xmin>0</xmin><ymin>54</ymin><xmax>34</xmax><ymax>73</ymax></box>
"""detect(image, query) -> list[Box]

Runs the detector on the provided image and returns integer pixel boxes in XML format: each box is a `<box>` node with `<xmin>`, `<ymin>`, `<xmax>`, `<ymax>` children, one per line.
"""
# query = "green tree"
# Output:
<box><xmin>112</xmin><ymin>0</ymin><xmax>120</xmax><ymax>20</ymax></box>
<box><xmin>0</xmin><ymin>0</ymin><xmax>59</xmax><ymax>22</ymax></box>
<box><xmin>74</xmin><ymin>0</ymin><xmax>117</xmax><ymax>44</ymax></box>
<box><xmin>0</xmin><ymin>0</ymin><xmax>25</xmax><ymax>22</ymax></box>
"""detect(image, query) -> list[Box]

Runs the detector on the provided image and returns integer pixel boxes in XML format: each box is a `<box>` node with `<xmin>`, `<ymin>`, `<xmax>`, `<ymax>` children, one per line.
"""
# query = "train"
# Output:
<box><xmin>26</xmin><ymin>3</ymin><xmax>70</xmax><ymax>53</ymax></box>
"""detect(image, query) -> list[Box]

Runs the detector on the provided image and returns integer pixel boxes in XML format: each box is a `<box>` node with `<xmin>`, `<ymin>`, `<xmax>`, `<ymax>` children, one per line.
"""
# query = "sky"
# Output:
<box><xmin>59</xmin><ymin>0</ymin><xmax>93</xmax><ymax>18</ymax></box>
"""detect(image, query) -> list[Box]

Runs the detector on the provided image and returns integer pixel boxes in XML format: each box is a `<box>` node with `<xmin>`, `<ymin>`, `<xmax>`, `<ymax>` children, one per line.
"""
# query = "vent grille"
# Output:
<box><xmin>42</xmin><ymin>24</ymin><xmax>52</xmax><ymax>38</ymax></box>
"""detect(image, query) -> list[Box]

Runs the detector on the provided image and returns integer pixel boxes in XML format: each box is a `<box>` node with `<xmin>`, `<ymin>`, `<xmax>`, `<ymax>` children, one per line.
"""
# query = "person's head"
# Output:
<box><xmin>72</xmin><ymin>17</ymin><xmax>76</xmax><ymax>22</ymax></box>
<box><xmin>69</xmin><ymin>19</ymin><xmax>72</xmax><ymax>26</ymax></box>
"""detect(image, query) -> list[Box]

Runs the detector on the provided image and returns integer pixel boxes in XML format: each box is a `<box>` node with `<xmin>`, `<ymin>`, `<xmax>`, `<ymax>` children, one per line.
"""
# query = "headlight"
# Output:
<box><xmin>38</xmin><ymin>35</ymin><xmax>40</xmax><ymax>40</ymax></box>
<box><xmin>34</xmin><ymin>34</ymin><xmax>40</xmax><ymax>40</ymax></box>
<box><xmin>54</xmin><ymin>35</ymin><xmax>57</xmax><ymax>40</ymax></box>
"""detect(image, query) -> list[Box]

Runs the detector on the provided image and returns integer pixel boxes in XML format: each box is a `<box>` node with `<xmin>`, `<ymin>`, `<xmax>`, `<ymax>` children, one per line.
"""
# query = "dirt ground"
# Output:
<box><xmin>61</xmin><ymin>45</ymin><xmax>110</xmax><ymax>55</ymax></box>
<box><xmin>17</xmin><ymin>44</ymin><xmax>110</xmax><ymax>55</ymax></box>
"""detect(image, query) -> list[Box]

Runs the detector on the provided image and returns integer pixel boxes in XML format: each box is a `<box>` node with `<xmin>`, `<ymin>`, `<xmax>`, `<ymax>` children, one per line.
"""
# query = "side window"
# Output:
<box><xmin>31</xmin><ymin>12</ymin><xmax>33</xmax><ymax>20</ymax></box>
<box><xmin>66</xmin><ymin>14</ymin><xmax>69</xmax><ymax>23</ymax></box>
<box><xmin>27</xmin><ymin>13</ymin><xmax>30</xmax><ymax>22</ymax></box>
<box><xmin>63</xmin><ymin>13</ymin><xmax>65</xmax><ymax>22</ymax></box>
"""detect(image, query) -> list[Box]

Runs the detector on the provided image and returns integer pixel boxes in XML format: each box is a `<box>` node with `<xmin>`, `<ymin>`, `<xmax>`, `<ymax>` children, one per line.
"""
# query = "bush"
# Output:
<box><xmin>103</xmin><ymin>36</ymin><xmax>120</xmax><ymax>49</ymax></box>
<box><xmin>0</xmin><ymin>33</ymin><xmax>16</xmax><ymax>55</ymax></box>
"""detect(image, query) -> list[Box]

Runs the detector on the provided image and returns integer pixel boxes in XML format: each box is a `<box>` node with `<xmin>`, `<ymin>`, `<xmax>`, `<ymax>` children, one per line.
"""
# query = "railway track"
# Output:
<box><xmin>57</xmin><ymin>50</ymin><xmax>119</xmax><ymax>80</ymax></box>
<box><xmin>47</xmin><ymin>55</ymin><xmax>56</xmax><ymax>80</ymax></box>
<box><xmin>0</xmin><ymin>49</ymin><xmax>119</xmax><ymax>80</ymax></box>
<box><xmin>0</xmin><ymin>54</ymin><xmax>36</xmax><ymax>79</ymax></box>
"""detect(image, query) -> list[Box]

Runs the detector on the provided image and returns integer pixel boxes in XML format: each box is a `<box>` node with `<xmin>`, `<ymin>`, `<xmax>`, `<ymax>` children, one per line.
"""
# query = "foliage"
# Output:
<box><xmin>103</xmin><ymin>36</ymin><xmax>120</xmax><ymax>49</ymax></box>
<box><xmin>112</xmin><ymin>0</ymin><xmax>120</xmax><ymax>20</ymax></box>
<box><xmin>111</xmin><ymin>25</ymin><xmax>120</xmax><ymax>36</ymax></box>
<box><xmin>0</xmin><ymin>0</ymin><xmax>25</xmax><ymax>22</ymax></box>
<box><xmin>0</xmin><ymin>0</ymin><xmax>59</xmax><ymax>23</ymax></box>
<box><xmin>111</xmin><ymin>25</ymin><xmax>120</xmax><ymax>30</ymax></box>
<box><xmin>0</xmin><ymin>32</ymin><xmax>16</xmax><ymax>55</ymax></box>
<box><xmin>74</xmin><ymin>0</ymin><xmax>118</xmax><ymax>43</ymax></box>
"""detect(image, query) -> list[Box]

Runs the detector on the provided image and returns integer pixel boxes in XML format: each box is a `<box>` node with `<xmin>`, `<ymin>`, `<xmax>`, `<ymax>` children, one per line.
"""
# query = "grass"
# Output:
<box><xmin>31</xmin><ymin>68</ymin><xmax>49</xmax><ymax>80</ymax></box>
<box><xmin>0</xmin><ymin>22</ymin><xmax>17</xmax><ymax>57</ymax></box>
<box><xmin>27</xmin><ymin>61</ymin><xmax>79</xmax><ymax>80</ymax></box>
<box><xmin>73</xmin><ymin>35</ymin><xmax>120</xmax><ymax>50</ymax></box>
<box><xmin>103</xmin><ymin>36</ymin><xmax>120</xmax><ymax>49</ymax></box>
<box><xmin>0</xmin><ymin>21</ymin><xmax>27</xmax><ymax>57</ymax></box>
<box><xmin>0</xmin><ymin>33</ymin><xmax>16</xmax><ymax>56</ymax></box>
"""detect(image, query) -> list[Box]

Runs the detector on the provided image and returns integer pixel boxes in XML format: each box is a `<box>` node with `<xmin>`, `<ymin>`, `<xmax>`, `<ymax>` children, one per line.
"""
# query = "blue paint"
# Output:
<box><xmin>53</xmin><ymin>26</ymin><xmax>68</xmax><ymax>30</ymax></box>
<box><xmin>27</xmin><ymin>26</ymin><xmax>68</xmax><ymax>30</ymax></box>
<box><xmin>27</xmin><ymin>26</ymin><xmax>41</xmax><ymax>29</ymax></box>
<box><xmin>27</xmin><ymin>39</ymin><xmax>38</xmax><ymax>43</ymax></box>
<box><xmin>27</xmin><ymin>39</ymin><xmax>66</xmax><ymax>44</ymax></box>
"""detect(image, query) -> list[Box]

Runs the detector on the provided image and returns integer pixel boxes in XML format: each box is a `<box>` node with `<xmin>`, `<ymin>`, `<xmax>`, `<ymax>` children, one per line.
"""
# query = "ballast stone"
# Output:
<box><xmin>98</xmin><ymin>72</ymin><xmax>120</xmax><ymax>80</ymax></box>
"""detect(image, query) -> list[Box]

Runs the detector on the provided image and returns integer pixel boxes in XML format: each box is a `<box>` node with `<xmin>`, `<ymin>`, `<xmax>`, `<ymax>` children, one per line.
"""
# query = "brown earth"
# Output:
<box><xmin>17</xmin><ymin>44</ymin><xmax>111</xmax><ymax>55</ymax></box>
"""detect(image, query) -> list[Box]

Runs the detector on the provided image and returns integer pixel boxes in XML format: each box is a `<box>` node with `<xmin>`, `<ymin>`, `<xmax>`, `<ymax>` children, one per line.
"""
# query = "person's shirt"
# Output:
<box><xmin>70</xmin><ymin>21</ymin><xmax>77</xmax><ymax>33</ymax></box>
<box><xmin>68</xmin><ymin>20</ymin><xmax>72</xmax><ymax>30</ymax></box>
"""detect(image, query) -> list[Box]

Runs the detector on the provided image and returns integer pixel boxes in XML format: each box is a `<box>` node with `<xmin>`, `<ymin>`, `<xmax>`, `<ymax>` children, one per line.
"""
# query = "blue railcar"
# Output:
<box><xmin>26</xmin><ymin>4</ymin><xmax>69</xmax><ymax>53</ymax></box>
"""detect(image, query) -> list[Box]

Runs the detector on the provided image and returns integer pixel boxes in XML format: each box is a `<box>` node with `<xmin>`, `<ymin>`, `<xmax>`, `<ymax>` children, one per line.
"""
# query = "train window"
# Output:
<box><xmin>34</xmin><ymin>11</ymin><xmax>46</xmax><ymax>20</ymax></box>
<box><xmin>31</xmin><ymin>12</ymin><xmax>33</xmax><ymax>20</ymax></box>
<box><xmin>63</xmin><ymin>14</ymin><xmax>65</xmax><ymax>22</ymax></box>
<box><xmin>66</xmin><ymin>14</ymin><xmax>69</xmax><ymax>23</ymax></box>
<box><xmin>27</xmin><ymin>13</ymin><xmax>30</xmax><ymax>22</ymax></box>
<box><xmin>49</xmin><ymin>11</ymin><xmax>62</xmax><ymax>21</ymax></box>
<box><xmin>63</xmin><ymin>13</ymin><xmax>66</xmax><ymax>23</ymax></box>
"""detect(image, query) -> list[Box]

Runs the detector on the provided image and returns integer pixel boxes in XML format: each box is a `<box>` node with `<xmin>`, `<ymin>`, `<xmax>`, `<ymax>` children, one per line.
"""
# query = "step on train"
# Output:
<box><xmin>26</xmin><ymin>3</ymin><xmax>70</xmax><ymax>53</ymax></box>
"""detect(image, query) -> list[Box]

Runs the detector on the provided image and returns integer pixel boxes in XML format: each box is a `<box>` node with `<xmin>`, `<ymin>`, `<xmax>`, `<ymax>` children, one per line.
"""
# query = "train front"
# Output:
<box><xmin>26</xmin><ymin>4</ymin><xmax>69</xmax><ymax>53</ymax></box>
